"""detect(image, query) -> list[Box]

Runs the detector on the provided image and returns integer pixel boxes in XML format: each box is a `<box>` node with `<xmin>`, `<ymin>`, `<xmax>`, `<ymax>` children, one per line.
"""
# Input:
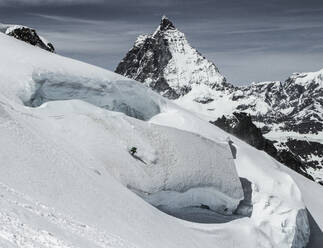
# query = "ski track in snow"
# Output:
<box><xmin>0</xmin><ymin>182</ymin><xmax>137</xmax><ymax>248</ymax></box>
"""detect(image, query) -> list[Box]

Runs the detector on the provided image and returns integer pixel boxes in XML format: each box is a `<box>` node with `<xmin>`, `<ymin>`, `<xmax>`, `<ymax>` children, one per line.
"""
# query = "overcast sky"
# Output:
<box><xmin>1</xmin><ymin>0</ymin><xmax>323</xmax><ymax>85</ymax></box>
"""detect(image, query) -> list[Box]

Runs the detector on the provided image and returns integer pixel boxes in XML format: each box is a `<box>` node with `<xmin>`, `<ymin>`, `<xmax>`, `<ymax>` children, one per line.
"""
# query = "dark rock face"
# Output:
<box><xmin>115</xmin><ymin>18</ymin><xmax>178</xmax><ymax>99</ymax></box>
<box><xmin>115</xmin><ymin>34</ymin><xmax>179</xmax><ymax>99</ymax></box>
<box><xmin>284</xmin><ymin>139</ymin><xmax>323</xmax><ymax>169</ymax></box>
<box><xmin>194</xmin><ymin>96</ymin><xmax>214</xmax><ymax>104</ymax></box>
<box><xmin>276</xmin><ymin>149</ymin><xmax>313</xmax><ymax>180</ymax></box>
<box><xmin>6</xmin><ymin>27</ymin><xmax>55</xmax><ymax>53</ymax></box>
<box><xmin>211</xmin><ymin>112</ymin><xmax>313</xmax><ymax>180</ymax></box>
<box><xmin>211</xmin><ymin>112</ymin><xmax>276</xmax><ymax>154</ymax></box>
<box><xmin>159</xmin><ymin>16</ymin><xmax>176</xmax><ymax>31</ymax></box>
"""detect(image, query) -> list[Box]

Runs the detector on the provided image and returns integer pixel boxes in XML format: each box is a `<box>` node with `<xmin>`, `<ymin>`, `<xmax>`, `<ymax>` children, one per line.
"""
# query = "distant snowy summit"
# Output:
<box><xmin>116</xmin><ymin>16</ymin><xmax>323</xmax><ymax>184</ymax></box>
<box><xmin>0</xmin><ymin>24</ymin><xmax>55</xmax><ymax>52</ymax></box>
<box><xmin>115</xmin><ymin>16</ymin><xmax>227</xmax><ymax>99</ymax></box>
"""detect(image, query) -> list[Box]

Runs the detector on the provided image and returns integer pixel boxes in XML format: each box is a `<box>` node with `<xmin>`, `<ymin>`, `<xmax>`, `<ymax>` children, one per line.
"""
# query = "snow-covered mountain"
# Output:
<box><xmin>0</xmin><ymin>24</ymin><xmax>55</xmax><ymax>52</ymax></box>
<box><xmin>116</xmin><ymin>16</ymin><xmax>227</xmax><ymax>99</ymax></box>
<box><xmin>2</xmin><ymin>24</ymin><xmax>323</xmax><ymax>247</ymax></box>
<box><xmin>116</xmin><ymin>17</ymin><xmax>323</xmax><ymax>185</ymax></box>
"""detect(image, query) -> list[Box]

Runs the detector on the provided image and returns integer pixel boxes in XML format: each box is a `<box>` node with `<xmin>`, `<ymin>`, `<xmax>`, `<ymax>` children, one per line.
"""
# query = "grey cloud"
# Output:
<box><xmin>225</xmin><ymin>24</ymin><xmax>323</xmax><ymax>35</ymax></box>
<box><xmin>30</xmin><ymin>13</ymin><xmax>108</xmax><ymax>25</ymax></box>
<box><xmin>0</xmin><ymin>0</ymin><xmax>323</xmax><ymax>85</ymax></box>
<box><xmin>0</xmin><ymin>0</ymin><xmax>103</xmax><ymax>6</ymax></box>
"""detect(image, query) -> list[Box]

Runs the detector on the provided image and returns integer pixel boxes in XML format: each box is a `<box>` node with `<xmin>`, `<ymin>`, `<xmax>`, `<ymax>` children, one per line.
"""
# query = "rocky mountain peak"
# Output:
<box><xmin>158</xmin><ymin>15</ymin><xmax>176</xmax><ymax>32</ymax></box>
<box><xmin>115</xmin><ymin>17</ymin><xmax>227</xmax><ymax>99</ymax></box>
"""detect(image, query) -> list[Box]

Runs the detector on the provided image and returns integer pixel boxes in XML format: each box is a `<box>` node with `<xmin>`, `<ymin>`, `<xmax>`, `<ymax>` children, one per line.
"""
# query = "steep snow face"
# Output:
<box><xmin>0</xmin><ymin>24</ymin><xmax>55</xmax><ymax>52</ymax></box>
<box><xmin>150</xmin><ymin>110</ymin><xmax>311</xmax><ymax>248</ymax></box>
<box><xmin>27</xmin><ymin>71</ymin><xmax>162</xmax><ymax>121</ymax></box>
<box><xmin>33</xmin><ymin>101</ymin><xmax>244</xmax><ymax>214</ymax></box>
<box><xmin>115</xmin><ymin>16</ymin><xmax>227</xmax><ymax>99</ymax></box>
<box><xmin>156</xmin><ymin>17</ymin><xmax>227</xmax><ymax>91</ymax></box>
<box><xmin>0</xmin><ymin>32</ymin><xmax>316</xmax><ymax>248</ymax></box>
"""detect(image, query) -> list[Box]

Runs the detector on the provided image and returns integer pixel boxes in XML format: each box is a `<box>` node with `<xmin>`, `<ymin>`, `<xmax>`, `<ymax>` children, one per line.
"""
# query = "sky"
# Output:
<box><xmin>1</xmin><ymin>0</ymin><xmax>323</xmax><ymax>85</ymax></box>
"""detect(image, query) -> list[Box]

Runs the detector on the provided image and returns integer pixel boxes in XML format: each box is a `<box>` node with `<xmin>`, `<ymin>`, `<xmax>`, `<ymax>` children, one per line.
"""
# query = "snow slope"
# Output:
<box><xmin>0</xmin><ymin>97</ymin><xmax>243</xmax><ymax>248</ymax></box>
<box><xmin>0</xmin><ymin>31</ymin><xmax>320</xmax><ymax>247</ymax></box>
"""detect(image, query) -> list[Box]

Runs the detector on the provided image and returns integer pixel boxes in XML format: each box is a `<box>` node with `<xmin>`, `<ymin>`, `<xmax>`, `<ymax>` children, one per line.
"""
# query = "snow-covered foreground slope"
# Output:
<box><xmin>0</xmin><ymin>32</ymin><xmax>321</xmax><ymax>247</ymax></box>
<box><xmin>0</xmin><ymin>98</ymin><xmax>245</xmax><ymax>248</ymax></box>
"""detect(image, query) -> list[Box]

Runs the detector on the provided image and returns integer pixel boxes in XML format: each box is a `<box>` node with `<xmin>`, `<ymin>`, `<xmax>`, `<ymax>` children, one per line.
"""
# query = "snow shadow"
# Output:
<box><xmin>130</xmin><ymin>153</ymin><xmax>147</xmax><ymax>165</ymax></box>
<box><xmin>235</xmin><ymin>177</ymin><xmax>253</xmax><ymax>217</ymax></box>
<box><xmin>157</xmin><ymin>205</ymin><xmax>246</xmax><ymax>224</ymax></box>
<box><xmin>306</xmin><ymin>209</ymin><xmax>323</xmax><ymax>248</ymax></box>
<box><xmin>155</xmin><ymin>178</ymin><xmax>253</xmax><ymax>224</ymax></box>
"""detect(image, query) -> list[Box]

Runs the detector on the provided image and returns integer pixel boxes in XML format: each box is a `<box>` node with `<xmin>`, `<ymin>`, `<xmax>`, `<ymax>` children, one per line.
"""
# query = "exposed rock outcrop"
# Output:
<box><xmin>0</xmin><ymin>24</ymin><xmax>55</xmax><ymax>52</ymax></box>
<box><xmin>211</xmin><ymin>112</ymin><xmax>314</xmax><ymax>180</ymax></box>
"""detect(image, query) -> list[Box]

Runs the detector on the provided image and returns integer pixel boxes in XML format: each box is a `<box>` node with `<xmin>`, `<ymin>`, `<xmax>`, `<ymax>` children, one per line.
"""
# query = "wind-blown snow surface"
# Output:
<box><xmin>0</xmin><ymin>32</ymin><xmax>320</xmax><ymax>247</ymax></box>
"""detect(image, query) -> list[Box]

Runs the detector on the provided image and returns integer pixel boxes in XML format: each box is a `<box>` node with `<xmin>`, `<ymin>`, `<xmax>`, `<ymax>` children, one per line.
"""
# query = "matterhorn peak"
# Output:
<box><xmin>159</xmin><ymin>15</ymin><xmax>176</xmax><ymax>31</ymax></box>
<box><xmin>116</xmin><ymin>17</ymin><xmax>227</xmax><ymax>99</ymax></box>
